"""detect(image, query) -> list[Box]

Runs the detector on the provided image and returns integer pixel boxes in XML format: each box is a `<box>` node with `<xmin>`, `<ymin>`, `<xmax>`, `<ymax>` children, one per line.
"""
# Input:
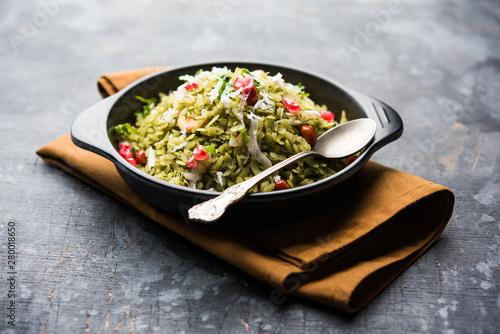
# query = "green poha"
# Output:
<box><xmin>115</xmin><ymin>67</ymin><xmax>348</xmax><ymax>193</ymax></box>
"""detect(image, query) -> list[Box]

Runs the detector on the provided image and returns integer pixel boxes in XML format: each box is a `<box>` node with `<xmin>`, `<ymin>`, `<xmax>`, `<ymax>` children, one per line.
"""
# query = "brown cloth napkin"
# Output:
<box><xmin>36</xmin><ymin>68</ymin><xmax>454</xmax><ymax>313</ymax></box>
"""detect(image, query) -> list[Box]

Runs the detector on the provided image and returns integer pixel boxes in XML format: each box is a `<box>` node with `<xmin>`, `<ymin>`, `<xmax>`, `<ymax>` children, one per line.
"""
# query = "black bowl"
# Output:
<box><xmin>71</xmin><ymin>61</ymin><xmax>403</xmax><ymax>225</ymax></box>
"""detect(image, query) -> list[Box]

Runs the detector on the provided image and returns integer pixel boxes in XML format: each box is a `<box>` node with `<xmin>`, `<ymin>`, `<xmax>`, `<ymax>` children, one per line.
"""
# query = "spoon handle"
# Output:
<box><xmin>188</xmin><ymin>150</ymin><xmax>317</xmax><ymax>223</ymax></box>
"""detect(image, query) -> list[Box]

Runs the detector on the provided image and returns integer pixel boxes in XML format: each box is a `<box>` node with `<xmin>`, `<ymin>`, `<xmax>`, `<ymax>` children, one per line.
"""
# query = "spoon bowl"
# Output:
<box><xmin>188</xmin><ymin>119</ymin><xmax>377</xmax><ymax>223</ymax></box>
<box><xmin>313</xmin><ymin>118</ymin><xmax>377</xmax><ymax>159</ymax></box>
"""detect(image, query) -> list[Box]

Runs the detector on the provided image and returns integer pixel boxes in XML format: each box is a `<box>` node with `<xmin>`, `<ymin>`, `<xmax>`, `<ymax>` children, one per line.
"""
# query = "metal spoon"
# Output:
<box><xmin>188</xmin><ymin>118</ymin><xmax>377</xmax><ymax>223</ymax></box>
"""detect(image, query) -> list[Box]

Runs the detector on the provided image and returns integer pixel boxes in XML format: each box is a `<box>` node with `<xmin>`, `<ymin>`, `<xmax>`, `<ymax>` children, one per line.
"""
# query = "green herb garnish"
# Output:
<box><xmin>185</xmin><ymin>106</ymin><xmax>195</xmax><ymax>119</ymax></box>
<box><xmin>115</xmin><ymin>123</ymin><xmax>138</xmax><ymax>136</ymax></box>
<box><xmin>135</xmin><ymin>95</ymin><xmax>157</xmax><ymax>118</ymax></box>
<box><xmin>205</xmin><ymin>145</ymin><xmax>216</xmax><ymax>154</ymax></box>
<box><xmin>217</xmin><ymin>76</ymin><xmax>229</xmax><ymax>99</ymax></box>
<box><xmin>239</xmin><ymin>128</ymin><xmax>251</xmax><ymax>142</ymax></box>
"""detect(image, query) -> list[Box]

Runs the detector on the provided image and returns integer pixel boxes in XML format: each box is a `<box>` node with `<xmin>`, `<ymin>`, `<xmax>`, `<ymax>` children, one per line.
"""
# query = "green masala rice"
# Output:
<box><xmin>115</xmin><ymin>67</ymin><xmax>349</xmax><ymax>193</ymax></box>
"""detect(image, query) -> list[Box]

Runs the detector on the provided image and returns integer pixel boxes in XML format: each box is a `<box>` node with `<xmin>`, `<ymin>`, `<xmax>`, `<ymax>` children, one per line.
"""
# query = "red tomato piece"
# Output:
<box><xmin>300</xmin><ymin>125</ymin><xmax>318</xmax><ymax>146</ymax></box>
<box><xmin>320</xmin><ymin>110</ymin><xmax>335</xmax><ymax>122</ymax></box>
<box><xmin>274</xmin><ymin>180</ymin><xmax>290</xmax><ymax>191</ymax></box>
<box><xmin>283</xmin><ymin>97</ymin><xmax>300</xmax><ymax>114</ymax></box>
<box><xmin>135</xmin><ymin>150</ymin><xmax>147</xmax><ymax>165</ymax></box>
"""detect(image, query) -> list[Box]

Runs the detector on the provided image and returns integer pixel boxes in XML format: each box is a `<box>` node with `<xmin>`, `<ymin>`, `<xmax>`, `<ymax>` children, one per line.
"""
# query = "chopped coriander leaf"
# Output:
<box><xmin>115</xmin><ymin>123</ymin><xmax>138</xmax><ymax>135</ymax></box>
<box><xmin>185</xmin><ymin>106</ymin><xmax>195</xmax><ymax>119</ymax></box>
<box><xmin>136</xmin><ymin>95</ymin><xmax>157</xmax><ymax>106</ymax></box>
<box><xmin>205</xmin><ymin>145</ymin><xmax>216</xmax><ymax>154</ymax></box>
<box><xmin>239</xmin><ymin>128</ymin><xmax>251</xmax><ymax>142</ymax></box>
<box><xmin>217</xmin><ymin>76</ymin><xmax>229</xmax><ymax>99</ymax></box>
<box><xmin>135</xmin><ymin>96</ymin><xmax>157</xmax><ymax>117</ymax></box>
<box><xmin>221</xmin><ymin>77</ymin><xmax>235</xmax><ymax>96</ymax></box>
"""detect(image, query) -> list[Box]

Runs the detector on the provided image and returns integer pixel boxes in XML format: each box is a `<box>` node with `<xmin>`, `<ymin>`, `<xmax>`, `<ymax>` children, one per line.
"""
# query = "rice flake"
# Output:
<box><xmin>170</xmin><ymin>141</ymin><xmax>188</xmax><ymax>153</ymax></box>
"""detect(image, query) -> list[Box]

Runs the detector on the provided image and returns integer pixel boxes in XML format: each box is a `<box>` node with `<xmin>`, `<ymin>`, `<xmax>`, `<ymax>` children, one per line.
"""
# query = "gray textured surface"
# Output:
<box><xmin>1</xmin><ymin>0</ymin><xmax>499</xmax><ymax>333</ymax></box>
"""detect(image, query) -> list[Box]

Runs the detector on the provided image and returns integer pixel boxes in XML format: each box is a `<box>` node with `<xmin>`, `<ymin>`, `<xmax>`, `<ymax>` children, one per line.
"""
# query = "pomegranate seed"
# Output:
<box><xmin>185</xmin><ymin>83</ymin><xmax>198</xmax><ymax>91</ymax></box>
<box><xmin>300</xmin><ymin>125</ymin><xmax>318</xmax><ymax>146</ymax></box>
<box><xmin>119</xmin><ymin>148</ymin><xmax>133</xmax><ymax>160</ymax></box>
<box><xmin>119</xmin><ymin>141</ymin><xmax>131</xmax><ymax>151</ymax></box>
<box><xmin>187</xmin><ymin>156</ymin><xmax>197</xmax><ymax>168</ymax></box>
<box><xmin>193</xmin><ymin>145</ymin><xmax>208</xmax><ymax>161</ymax></box>
<box><xmin>274</xmin><ymin>180</ymin><xmax>290</xmax><ymax>190</ymax></box>
<box><xmin>126</xmin><ymin>157</ymin><xmax>137</xmax><ymax>166</ymax></box>
<box><xmin>345</xmin><ymin>155</ymin><xmax>358</xmax><ymax>166</ymax></box>
<box><xmin>244</xmin><ymin>86</ymin><xmax>258</xmax><ymax>106</ymax></box>
<box><xmin>283</xmin><ymin>97</ymin><xmax>300</xmax><ymax>114</ymax></box>
<box><xmin>234</xmin><ymin>76</ymin><xmax>258</xmax><ymax>106</ymax></box>
<box><xmin>320</xmin><ymin>110</ymin><xmax>335</xmax><ymax>122</ymax></box>
<box><xmin>233</xmin><ymin>76</ymin><xmax>253</xmax><ymax>90</ymax></box>
<box><xmin>233</xmin><ymin>77</ymin><xmax>243</xmax><ymax>89</ymax></box>
<box><xmin>135</xmin><ymin>150</ymin><xmax>147</xmax><ymax>165</ymax></box>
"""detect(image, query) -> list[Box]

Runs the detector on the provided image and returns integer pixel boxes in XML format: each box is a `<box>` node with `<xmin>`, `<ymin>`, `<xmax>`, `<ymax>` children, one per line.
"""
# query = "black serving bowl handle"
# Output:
<box><xmin>349</xmin><ymin>89</ymin><xmax>403</xmax><ymax>158</ymax></box>
<box><xmin>71</xmin><ymin>93</ymin><xmax>121</xmax><ymax>162</ymax></box>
